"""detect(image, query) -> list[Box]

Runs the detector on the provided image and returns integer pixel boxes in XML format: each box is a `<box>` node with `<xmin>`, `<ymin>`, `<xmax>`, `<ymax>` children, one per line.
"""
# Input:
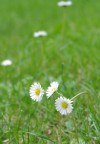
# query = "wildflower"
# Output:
<box><xmin>1</xmin><ymin>59</ymin><xmax>12</xmax><ymax>66</ymax></box>
<box><xmin>46</xmin><ymin>81</ymin><xmax>59</xmax><ymax>98</ymax></box>
<box><xmin>57</xmin><ymin>1</ymin><xmax>72</xmax><ymax>7</ymax></box>
<box><xmin>33</xmin><ymin>31</ymin><xmax>47</xmax><ymax>37</ymax></box>
<box><xmin>29</xmin><ymin>82</ymin><xmax>44</xmax><ymax>102</ymax></box>
<box><xmin>55</xmin><ymin>96</ymin><xmax>73</xmax><ymax>115</ymax></box>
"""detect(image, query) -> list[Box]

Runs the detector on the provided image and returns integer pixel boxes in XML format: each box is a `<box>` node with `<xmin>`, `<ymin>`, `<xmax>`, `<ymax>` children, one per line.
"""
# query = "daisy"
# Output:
<box><xmin>55</xmin><ymin>96</ymin><xmax>73</xmax><ymax>115</ymax></box>
<box><xmin>46</xmin><ymin>81</ymin><xmax>59</xmax><ymax>98</ymax></box>
<box><xmin>57</xmin><ymin>1</ymin><xmax>72</xmax><ymax>7</ymax></box>
<box><xmin>1</xmin><ymin>59</ymin><xmax>12</xmax><ymax>66</ymax></box>
<box><xmin>33</xmin><ymin>31</ymin><xmax>47</xmax><ymax>37</ymax></box>
<box><xmin>29</xmin><ymin>82</ymin><xmax>44</xmax><ymax>102</ymax></box>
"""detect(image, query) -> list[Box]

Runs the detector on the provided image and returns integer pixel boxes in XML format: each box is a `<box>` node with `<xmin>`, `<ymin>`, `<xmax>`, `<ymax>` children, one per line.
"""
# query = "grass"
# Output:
<box><xmin>0</xmin><ymin>0</ymin><xmax>100</xmax><ymax>143</ymax></box>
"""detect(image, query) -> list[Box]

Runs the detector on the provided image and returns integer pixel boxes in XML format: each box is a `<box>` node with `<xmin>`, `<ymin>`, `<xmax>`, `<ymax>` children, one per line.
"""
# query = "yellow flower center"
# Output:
<box><xmin>62</xmin><ymin>102</ymin><xmax>68</xmax><ymax>109</ymax></box>
<box><xmin>35</xmin><ymin>88</ymin><xmax>40</xmax><ymax>96</ymax></box>
<box><xmin>52</xmin><ymin>87</ymin><xmax>56</xmax><ymax>91</ymax></box>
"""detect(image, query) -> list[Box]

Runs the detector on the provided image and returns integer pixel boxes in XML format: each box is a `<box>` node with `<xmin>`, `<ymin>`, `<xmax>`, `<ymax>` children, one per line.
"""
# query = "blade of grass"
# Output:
<box><xmin>23</xmin><ymin>131</ymin><xmax>56</xmax><ymax>143</ymax></box>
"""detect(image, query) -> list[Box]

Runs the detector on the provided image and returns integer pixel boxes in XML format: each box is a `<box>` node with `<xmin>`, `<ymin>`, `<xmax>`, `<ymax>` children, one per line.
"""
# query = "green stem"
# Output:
<box><xmin>56</xmin><ymin>91</ymin><xmax>62</xmax><ymax>96</ymax></box>
<box><xmin>58</xmin><ymin>115</ymin><xmax>63</xmax><ymax>144</ymax></box>
<box><xmin>61</xmin><ymin>8</ymin><xmax>66</xmax><ymax>44</ymax></box>
<box><xmin>71</xmin><ymin>92</ymin><xmax>86</xmax><ymax>101</ymax></box>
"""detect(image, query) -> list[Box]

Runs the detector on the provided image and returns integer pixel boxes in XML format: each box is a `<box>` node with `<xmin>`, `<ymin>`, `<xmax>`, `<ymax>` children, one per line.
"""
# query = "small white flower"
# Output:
<box><xmin>1</xmin><ymin>59</ymin><xmax>12</xmax><ymax>66</ymax></box>
<box><xmin>46</xmin><ymin>81</ymin><xmax>59</xmax><ymax>98</ymax></box>
<box><xmin>57</xmin><ymin>1</ymin><xmax>72</xmax><ymax>7</ymax></box>
<box><xmin>33</xmin><ymin>31</ymin><xmax>47</xmax><ymax>37</ymax></box>
<box><xmin>29</xmin><ymin>82</ymin><xmax>44</xmax><ymax>102</ymax></box>
<box><xmin>55</xmin><ymin>96</ymin><xmax>73</xmax><ymax>115</ymax></box>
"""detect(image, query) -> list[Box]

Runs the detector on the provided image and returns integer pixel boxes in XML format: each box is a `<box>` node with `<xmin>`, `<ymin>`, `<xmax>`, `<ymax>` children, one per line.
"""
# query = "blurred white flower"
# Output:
<box><xmin>57</xmin><ymin>1</ymin><xmax>72</xmax><ymax>7</ymax></box>
<box><xmin>33</xmin><ymin>31</ymin><xmax>47</xmax><ymax>37</ymax></box>
<box><xmin>55</xmin><ymin>96</ymin><xmax>73</xmax><ymax>115</ymax></box>
<box><xmin>46</xmin><ymin>81</ymin><xmax>59</xmax><ymax>98</ymax></box>
<box><xmin>29</xmin><ymin>82</ymin><xmax>44</xmax><ymax>102</ymax></box>
<box><xmin>1</xmin><ymin>59</ymin><xmax>12</xmax><ymax>66</ymax></box>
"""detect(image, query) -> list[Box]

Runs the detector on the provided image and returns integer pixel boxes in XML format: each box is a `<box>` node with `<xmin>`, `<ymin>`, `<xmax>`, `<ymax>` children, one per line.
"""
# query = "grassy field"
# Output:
<box><xmin>0</xmin><ymin>0</ymin><xmax>100</xmax><ymax>143</ymax></box>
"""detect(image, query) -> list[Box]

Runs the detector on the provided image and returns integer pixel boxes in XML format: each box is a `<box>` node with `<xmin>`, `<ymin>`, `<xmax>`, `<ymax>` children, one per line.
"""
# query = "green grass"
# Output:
<box><xmin>0</xmin><ymin>0</ymin><xmax>100</xmax><ymax>143</ymax></box>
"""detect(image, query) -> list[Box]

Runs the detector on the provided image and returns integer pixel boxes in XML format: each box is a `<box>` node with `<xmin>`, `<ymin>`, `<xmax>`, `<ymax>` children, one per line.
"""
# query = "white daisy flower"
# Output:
<box><xmin>33</xmin><ymin>31</ymin><xmax>47</xmax><ymax>37</ymax></box>
<box><xmin>1</xmin><ymin>59</ymin><xmax>12</xmax><ymax>66</ymax></box>
<box><xmin>55</xmin><ymin>96</ymin><xmax>73</xmax><ymax>115</ymax></box>
<box><xmin>29</xmin><ymin>82</ymin><xmax>44</xmax><ymax>102</ymax></box>
<box><xmin>46</xmin><ymin>81</ymin><xmax>59</xmax><ymax>98</ymax></box>
<box><xmin>57</xmin><ymin>1</ymin><xmax>72</xmax><ymax>7</ymax></box>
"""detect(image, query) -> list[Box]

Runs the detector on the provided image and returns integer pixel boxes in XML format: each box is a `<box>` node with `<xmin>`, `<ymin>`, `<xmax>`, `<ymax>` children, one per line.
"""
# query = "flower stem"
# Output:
<box><xmin>71</xmin><ymin>91</ymin><xmax>86</xmax><ymax>101</ymax></box>
<box><xmin>56</xmin><ymin>91</ymin><xmax>63</xmax><ymax>96</ymax></box>
<box><xmin>61</xmin><ymin>8</ymin><xmax>66</xmax><ymax>45</ymax></box>
<box><xmin>58</xmin><ymin>114</ymin><xmax>63</xmax><ymax>144</ymax></box>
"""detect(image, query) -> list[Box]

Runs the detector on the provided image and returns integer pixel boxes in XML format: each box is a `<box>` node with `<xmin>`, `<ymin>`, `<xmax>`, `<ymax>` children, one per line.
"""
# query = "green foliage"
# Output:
<box><xmin>0</xmin><ymin>0</ymin><xmax>100</xmax><ymax>143</ymax></box>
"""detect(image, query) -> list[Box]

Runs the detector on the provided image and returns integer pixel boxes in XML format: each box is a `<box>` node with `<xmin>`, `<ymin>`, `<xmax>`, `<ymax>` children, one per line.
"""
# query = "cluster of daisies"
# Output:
<box><xmin>29</xmin><ymin>81</ymin><xmax>73</xmax><ymax>115</ymax></box>
<box><xmin>30</xmin><ymin>1</ymin><xmax>73</xmax><ymax>116</ymax></box>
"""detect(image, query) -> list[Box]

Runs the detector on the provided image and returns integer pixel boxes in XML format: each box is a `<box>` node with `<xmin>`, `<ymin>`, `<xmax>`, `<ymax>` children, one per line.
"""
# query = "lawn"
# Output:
<box><xmin>0</xmin><ymin>0</ymin><xmax>100</xmax><ymax>143</ymax></box>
